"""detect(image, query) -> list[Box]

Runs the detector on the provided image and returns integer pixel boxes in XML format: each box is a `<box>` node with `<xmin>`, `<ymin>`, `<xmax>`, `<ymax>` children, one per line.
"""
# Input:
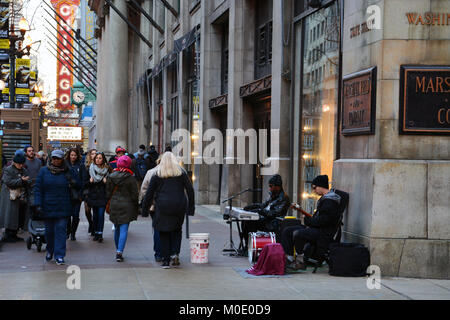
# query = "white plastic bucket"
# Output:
<box><xmin>189</xmin><ymin>233</ymin><xmax>210</xmax><ymax>264</ymax></box>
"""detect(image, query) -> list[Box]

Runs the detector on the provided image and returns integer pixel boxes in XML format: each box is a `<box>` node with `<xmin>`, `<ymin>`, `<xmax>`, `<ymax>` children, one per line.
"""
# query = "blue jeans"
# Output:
<box><xmin>92</xmin><ymin>206</ymin><xmax>105</xmax><ymax>235</ymax></box>
<box><xmin>114</xmin><ymin>223</ymin><xmax>129</xmax><ymax>253</ymax></box>
<box><xmin>45</xmin><ymin>218</ymin><xmax>68</xmax><ymax>259</ymax></box>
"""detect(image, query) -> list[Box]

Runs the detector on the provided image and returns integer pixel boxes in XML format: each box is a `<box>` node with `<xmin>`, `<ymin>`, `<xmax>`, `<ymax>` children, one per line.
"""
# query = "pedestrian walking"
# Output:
<box><xmin>82</xmin><ymin>149</ymin><xmax>97</xmax><ymax>236</ymax></box>
<box><xmin>132</xmin><ymin>145</ymin><xmax>149</xmax><ymax>192</ymax></box>
<box><xmin>65</xmin><ymin>148</ymin><xmax>84</xmax><ymax>241</ymax></box>
<box><xmin>142</xmin><ymin>152</ymin><xmax>195</xmax><ymax>269</ymax></box>
<box><xmin>106</xmin><ymin>155</ymin><xmax>139</xmax><ymax>262</ymax></box>
<box><xmin>109</xmin><ymin>146</ymin><xmax>126</xmax><ymax>170</ymax></box>
<box><xmin>139</xmin><ymin>156</ymin><xmax>162</xmax><ymax>261</ymax></box>
<box><xmin>23</xmin><ymin>146</ymin><xmax>42</xmax><ymax>231</ymax></box>
<box><xmin>0</xmin><ymin>152</ymin><xmax>31</xmax><ymax>243</ymax></box>
<box><xmin>146</xmin><ymin>145</ymin><xmax>159</xmax><ymax>170</ymax></box>
<box><xmin>34</xmin><ymin>150</ymin><xmax>79</xmax><ymax>265</ymax></box>
<box><xmin>86</xmin><ymin>152</ymin><xmax>111</xmax><ymax>242</ymax></box>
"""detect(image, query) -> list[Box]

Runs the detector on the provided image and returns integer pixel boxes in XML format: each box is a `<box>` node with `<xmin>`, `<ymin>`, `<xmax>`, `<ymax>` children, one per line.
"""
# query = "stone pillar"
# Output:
<box><xmin>97</xmin><ymin>0</ymin><xmax>129</xmax><ymax>154</ymax></box>
<box><xmin>270</xmin><ymin>0</ymin><xmax>292</xmax><ymax>197</ymax></box>
<box><xmin>335</xmin><ymin>0</ymin><xmax>450</xmax><ymax>279</ymax></box>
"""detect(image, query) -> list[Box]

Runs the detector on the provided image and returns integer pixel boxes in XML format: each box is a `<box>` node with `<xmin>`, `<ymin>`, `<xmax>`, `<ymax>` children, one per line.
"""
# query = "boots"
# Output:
<box><xmin>70</xmin><ymin>218</ymin><xmax>80</xmax><ymax>241</ymax></box>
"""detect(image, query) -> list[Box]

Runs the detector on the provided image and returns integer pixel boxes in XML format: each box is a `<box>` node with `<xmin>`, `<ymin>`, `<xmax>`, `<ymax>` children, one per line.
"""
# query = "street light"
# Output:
<box><xmin>8</xmin><ymin>17</ymin><xmax>31</xmax><ymax>108</ymax></box>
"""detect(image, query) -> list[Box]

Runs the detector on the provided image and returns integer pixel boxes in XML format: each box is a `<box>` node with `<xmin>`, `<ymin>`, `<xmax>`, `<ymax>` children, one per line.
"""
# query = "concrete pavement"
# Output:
<box><xmin>0</xmin><ymin>205</ymin><xmax>449</xmax><ymax>300</ymax></box>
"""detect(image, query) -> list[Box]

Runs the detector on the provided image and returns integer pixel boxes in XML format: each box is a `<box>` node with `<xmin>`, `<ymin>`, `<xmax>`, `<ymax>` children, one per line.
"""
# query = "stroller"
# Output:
<box><xmin>26</xmin><ymin>207</ymin><xmax>46</xmax><ymax>252</ymax></box>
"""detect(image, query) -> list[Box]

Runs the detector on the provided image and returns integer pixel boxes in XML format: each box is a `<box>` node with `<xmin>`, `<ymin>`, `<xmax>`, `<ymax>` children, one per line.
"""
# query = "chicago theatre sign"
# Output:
<box><xmin>51</xmin><ymin>0</ymin><xmax>80</xmax><ymax>111</ymax></box>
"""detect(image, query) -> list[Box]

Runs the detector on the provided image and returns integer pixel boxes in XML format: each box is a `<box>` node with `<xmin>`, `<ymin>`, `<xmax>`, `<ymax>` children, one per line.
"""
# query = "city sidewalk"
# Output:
<box><xmin>0</xmin><ymin>205</ymin><xmax>449</xmax><ymax>300</ymax></box>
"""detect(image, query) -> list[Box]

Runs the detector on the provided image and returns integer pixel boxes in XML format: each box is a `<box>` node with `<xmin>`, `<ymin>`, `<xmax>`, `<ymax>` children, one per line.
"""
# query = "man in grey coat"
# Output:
<box><xmin>0</xmin><ymin>152</ymin><xmax>31</xmax><ymax>243</ymax></box>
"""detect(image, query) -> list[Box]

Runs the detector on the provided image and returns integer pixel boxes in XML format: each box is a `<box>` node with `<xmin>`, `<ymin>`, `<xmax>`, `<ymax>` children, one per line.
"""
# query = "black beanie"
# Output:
<box><xmin>13</xmin><ymin>153</ymin><xmax>26</xmax><ymax>164</ymax></box>
<box><xmin>312</xmin><ymin>175</ymin><xmax>329</xmax><ymax>189</ymax></box>
<box><xmin>269</xmin><ymin>174</ymin><xmax>283</xmax><ymax>187</ymax></box>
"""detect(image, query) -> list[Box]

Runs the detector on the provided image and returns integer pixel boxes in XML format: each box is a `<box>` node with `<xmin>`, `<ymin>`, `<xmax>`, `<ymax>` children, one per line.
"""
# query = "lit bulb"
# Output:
<box><xmin>19</xmin><ymin>17</ymin><xmax>29</xmax><ymax>32</ymax></box>
<box><xmin>302</xmin><ymin>192</ymin><xmax>309</xmax><ymax>199</ymax></box>
<box><xmin>43</xmin><ymin>122</ymin><xmax>48</xmax><ymax>127</ymax></box>
<box><xmin>323</xmin><ymin>105</ymin><xmax>330</xmax><ymax>112</ymax></box>
<box><xmin>0</xmin><ymin>80</ymin><xmax>5</xmax><ymax>91</ymax></box>
<box><xmin>24</xmin><ymin>35</ymin><xmax>33</xmax><ymax>48</ymax></box>
<box><xmin>191</xmin><ymin>135</ymin><xmax>199</xmax><ymax>140</ymax></box>
<box><xmin>302</xmin><ymin>154</ymin><xmax>309</xmax><ymax>160</ymax></box>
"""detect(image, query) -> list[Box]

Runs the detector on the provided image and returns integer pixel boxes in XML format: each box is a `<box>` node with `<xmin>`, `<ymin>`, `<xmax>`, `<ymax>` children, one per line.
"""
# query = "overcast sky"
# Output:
<box><xmin>24</xmin><ymin>0</ymin><xmax>57</xmax><ymax>103</ymax></box>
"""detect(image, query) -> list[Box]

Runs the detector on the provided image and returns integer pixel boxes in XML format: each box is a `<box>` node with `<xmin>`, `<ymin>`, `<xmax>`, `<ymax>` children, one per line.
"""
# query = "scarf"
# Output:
<box><xmin>90</xmin><ymin>164</ymin><xmax>109</xmax><ymax>183</ymax></box>
<box><xmin>47</xmin><ymin>162</ymin><xmax>67</xmax><ymax>175</ymax></box>
<box><xmin>114</xmin><ymin>168</ymin><xmax>134</xmax><ymax>175</ymax></box>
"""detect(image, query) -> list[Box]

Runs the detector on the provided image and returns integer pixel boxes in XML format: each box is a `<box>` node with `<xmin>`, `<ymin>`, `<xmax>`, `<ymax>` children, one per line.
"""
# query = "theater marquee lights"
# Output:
<box><xmin>51</xmin><ymin>0</ymin><xmax>80</xmax><ymax>111</ymax></box>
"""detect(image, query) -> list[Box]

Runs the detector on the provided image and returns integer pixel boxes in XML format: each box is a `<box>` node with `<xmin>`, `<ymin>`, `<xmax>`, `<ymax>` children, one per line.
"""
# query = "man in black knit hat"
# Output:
<box><xmin>281</xmin><ymin>174</ymin><xmax>341</xmax><ymax>270</ymax></box>
<box><xmin>241</xmin><ymin>174</ymin><xmax>290</xmax><ymax>252</ymax></box>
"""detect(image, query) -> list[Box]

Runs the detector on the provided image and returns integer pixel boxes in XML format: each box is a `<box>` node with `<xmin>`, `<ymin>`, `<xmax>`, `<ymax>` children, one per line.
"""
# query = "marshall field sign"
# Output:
<box><xmin>400</xmin><ymin>65</ymin><xmax>450</xmax><ymax>135</ymax></box>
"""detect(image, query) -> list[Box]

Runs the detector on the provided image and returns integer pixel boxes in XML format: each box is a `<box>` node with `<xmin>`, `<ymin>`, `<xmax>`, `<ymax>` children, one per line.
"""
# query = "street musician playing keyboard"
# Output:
<box><xmin>241</xmin><ymin>174</ymin><xmax>290</xmax><ymax>252</ymax></box>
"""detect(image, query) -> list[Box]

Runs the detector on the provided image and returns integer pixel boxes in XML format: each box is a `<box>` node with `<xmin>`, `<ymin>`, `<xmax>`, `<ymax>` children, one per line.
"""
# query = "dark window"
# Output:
<box><xmin>255</xmin><ymin>0</ymin><xmax>273</xmax><ymax>79</ymax></box>
<box><xmin>221</xmin><ymin>21</ymin><xmax>229</xmax><ymax>95</ymax></box>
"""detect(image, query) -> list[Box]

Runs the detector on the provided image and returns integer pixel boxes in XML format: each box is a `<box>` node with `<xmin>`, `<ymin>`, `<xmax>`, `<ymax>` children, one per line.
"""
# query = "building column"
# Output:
<box><xmin>97</xmin><ymin>0</ymin><xmax>129</xmax><ymax>154</ymax></box>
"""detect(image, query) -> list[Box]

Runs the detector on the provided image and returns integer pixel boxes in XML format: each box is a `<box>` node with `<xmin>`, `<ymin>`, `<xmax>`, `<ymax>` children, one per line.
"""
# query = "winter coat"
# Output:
<box><xmin>106</xmin><ymin>170</ymin><xmax>139</xmax><ymax>225</ymax></box>
<box><xmin>304</xmin><ymin>190</ymin><xmax>341</xmax><ymax>259</ymax></box>
<box><xmin>0</xmin><ymin>165</ymin><xmax>31</xmax><ymax>230</ymax></box>
<box><xmin>142</xmin><ymin>171</ymin><xmax>195</xmax><ymax>232</ymax></box>
<box><xmin>34</xmin><ymin>165</ymin><xmax>79</xmax><ymax>219</ymax></box>
<box><xmin>66</xmin><ymin>159</ymin><xmax>84</xmax><ymax>202</ymax></box>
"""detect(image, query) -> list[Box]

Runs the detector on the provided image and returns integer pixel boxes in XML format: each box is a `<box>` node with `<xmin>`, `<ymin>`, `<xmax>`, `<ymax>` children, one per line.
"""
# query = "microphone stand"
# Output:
<box><xmin>221</xmin><ymin>188</ymin><xmax>256</xmax><ymax>257</ymax></box>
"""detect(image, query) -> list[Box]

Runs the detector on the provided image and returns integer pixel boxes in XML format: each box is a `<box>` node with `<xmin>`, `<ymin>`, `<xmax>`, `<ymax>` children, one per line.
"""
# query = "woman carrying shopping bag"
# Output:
<box><xmin>106</xmin><ymin>155</ymin><xmax>139</xmax><ymax>262</ymax></box>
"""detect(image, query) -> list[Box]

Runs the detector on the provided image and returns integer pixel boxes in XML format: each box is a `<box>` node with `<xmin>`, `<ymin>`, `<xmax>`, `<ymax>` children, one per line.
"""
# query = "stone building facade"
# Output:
<box><xmin>89</xmin><ymin>0</ymin><xmax>449</xmax><ymax>279</ymax></box>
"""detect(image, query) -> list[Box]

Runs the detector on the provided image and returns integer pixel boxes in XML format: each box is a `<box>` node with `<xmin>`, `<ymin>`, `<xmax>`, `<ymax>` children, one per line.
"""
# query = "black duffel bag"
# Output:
<box><xmin>328</xmin><ymin>243</ymin><xmax>370</xmax><ymax>277</ymax></box>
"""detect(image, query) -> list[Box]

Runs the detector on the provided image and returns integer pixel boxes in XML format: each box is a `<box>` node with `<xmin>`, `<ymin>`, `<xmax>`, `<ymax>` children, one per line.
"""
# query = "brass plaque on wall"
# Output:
<box><xmin>341</xmin><ymin>67</ymin><xmax>377</xmax><ymax>135</ymax></box>
<box><xmin>400</xmin><ymin>65</ymin><xmax>450</xmax><ymax>135</ymax></box>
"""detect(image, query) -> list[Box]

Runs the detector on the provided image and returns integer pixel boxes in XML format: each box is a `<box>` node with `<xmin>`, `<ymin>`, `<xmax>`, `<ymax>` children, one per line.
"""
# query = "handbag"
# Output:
<box><xmin>106</xmin><ymin>185</ymin><xmax>119</xmax><ymax>214</ymax></box>
<box><xmin>65</xmin><ymin>172</ymin><xmax>80</xmax><ymax>203</ymax></box>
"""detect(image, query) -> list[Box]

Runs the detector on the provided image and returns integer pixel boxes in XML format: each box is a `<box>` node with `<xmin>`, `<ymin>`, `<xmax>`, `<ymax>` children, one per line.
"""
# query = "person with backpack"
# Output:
<box><xmin>281</xmin><ymin>174</ymin><xmax>341</xmax><ymax>270</ymax></box>
<box><xmin>106</xmin><ymin>155</ymin><xmax>139</xmax><ymax>262</ymax></box>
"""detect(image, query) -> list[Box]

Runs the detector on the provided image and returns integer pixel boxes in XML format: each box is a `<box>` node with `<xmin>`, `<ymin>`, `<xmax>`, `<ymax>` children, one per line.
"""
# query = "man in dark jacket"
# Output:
<box><xmin>146</xmin><ymin>145</ymin><xmax>159</xmax><ymax>170</ymax></box>
<box><xmin>241</xmin><ymin>174</ymin><xmax>290</xmax><ymax>252</ymax></box>
<box><xmin>281</xmin><ymin>175</ymin><xmax>341</xmax><ymax>270</ymax></box>
<box><xmin>109</xmin><ymin>146</ymin><xmax>126</xmax><ymax>170</ymax></box>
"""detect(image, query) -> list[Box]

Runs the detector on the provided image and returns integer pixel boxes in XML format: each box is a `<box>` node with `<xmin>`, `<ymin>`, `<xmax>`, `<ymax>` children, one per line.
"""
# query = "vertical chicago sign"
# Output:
<box><xmin>51</xmin><ymin>0</ymin><xmax>80</xmax><ymax>111</ymax></box>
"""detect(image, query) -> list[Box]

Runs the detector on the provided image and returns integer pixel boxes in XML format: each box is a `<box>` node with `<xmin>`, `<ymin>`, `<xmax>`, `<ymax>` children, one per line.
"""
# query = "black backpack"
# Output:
<box><xmin>328</xmin><ymin>242</ymin><xmax>370</xmax><ymax>277</ymax></box>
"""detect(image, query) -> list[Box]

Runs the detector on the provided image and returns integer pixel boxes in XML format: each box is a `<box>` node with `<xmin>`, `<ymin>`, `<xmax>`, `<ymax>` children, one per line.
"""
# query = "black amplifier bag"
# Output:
<box><xmin>328</xmin><ymin>243</ymin><xmax>370</xmax><ymax>277</ymax></box>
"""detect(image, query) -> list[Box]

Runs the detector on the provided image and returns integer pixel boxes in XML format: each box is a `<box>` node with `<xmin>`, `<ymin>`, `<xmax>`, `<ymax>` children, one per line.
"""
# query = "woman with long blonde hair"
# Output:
<box><xmin>142</xmin><ymin>152</ymin><xmax>195</xmax><ymax>269</ymax></box>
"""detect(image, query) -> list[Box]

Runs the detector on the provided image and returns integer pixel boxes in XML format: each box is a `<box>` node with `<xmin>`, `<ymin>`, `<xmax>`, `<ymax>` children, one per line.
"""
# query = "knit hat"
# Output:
<box><xmin>13</xmin><ymin>153</ymin><xmax>26</xmax><ymax>164</ymax></box>
<box><xmin>51</xmin><ymin>149</ymin><xmax>65</xmax><ymax>159</ymax></box>
<box><xmin>115</xmin><ymin>146</ymin><xmax>126</xmax><ymax>154</ymax></box>
<box><xmin>15</xmin><ymin>149</ymin><xmax>25</xmax><ymax>157</ymax></box>
<box><xmin>312</xmin><ymin>175</ymin><xmax>329</xmax><ymax>189</ymax></box>
<box><xmin>117</xmin><ymin>155</ymin><xmax>132</xmax><ymax>169</ymax></box>
<box><xmin>269</xmin><ymin>174</ymin><xmax>283</xmax><ymax>187</ymax></box>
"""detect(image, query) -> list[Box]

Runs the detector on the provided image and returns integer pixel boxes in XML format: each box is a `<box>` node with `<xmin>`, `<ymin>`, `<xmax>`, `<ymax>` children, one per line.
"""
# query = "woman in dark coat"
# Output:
<box><xmin>34</xmin><ymin>150</ymin><xmax>79</xmax><ymax>265</ymax></box>
<box><xmin>82</xmin><ymin>149</ymin><xmax>97</xmax><ymax>236</ymax></box>
<box><xmin>85</xmin><ymin>152</ymin><xmax>111</xmax><ymax>242</ymax></box>
<box><xmin>0</xmin><ymin>152</ymin><xmax>31</xmax><ymax>242</ymax></box>
<box><xmin>65</xmin><ymin>148</ymin><xmax>84</xmax><ymax>241</ymax></box>
<box><xmin>142</xmin><ymin>152</ymin><xmax>195</xmax><ymax>269</ymax></box>
<box><xmin>106</xmin><ymin>155</ymin><xmax>139</xmax><ymax>262</ymax></box>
